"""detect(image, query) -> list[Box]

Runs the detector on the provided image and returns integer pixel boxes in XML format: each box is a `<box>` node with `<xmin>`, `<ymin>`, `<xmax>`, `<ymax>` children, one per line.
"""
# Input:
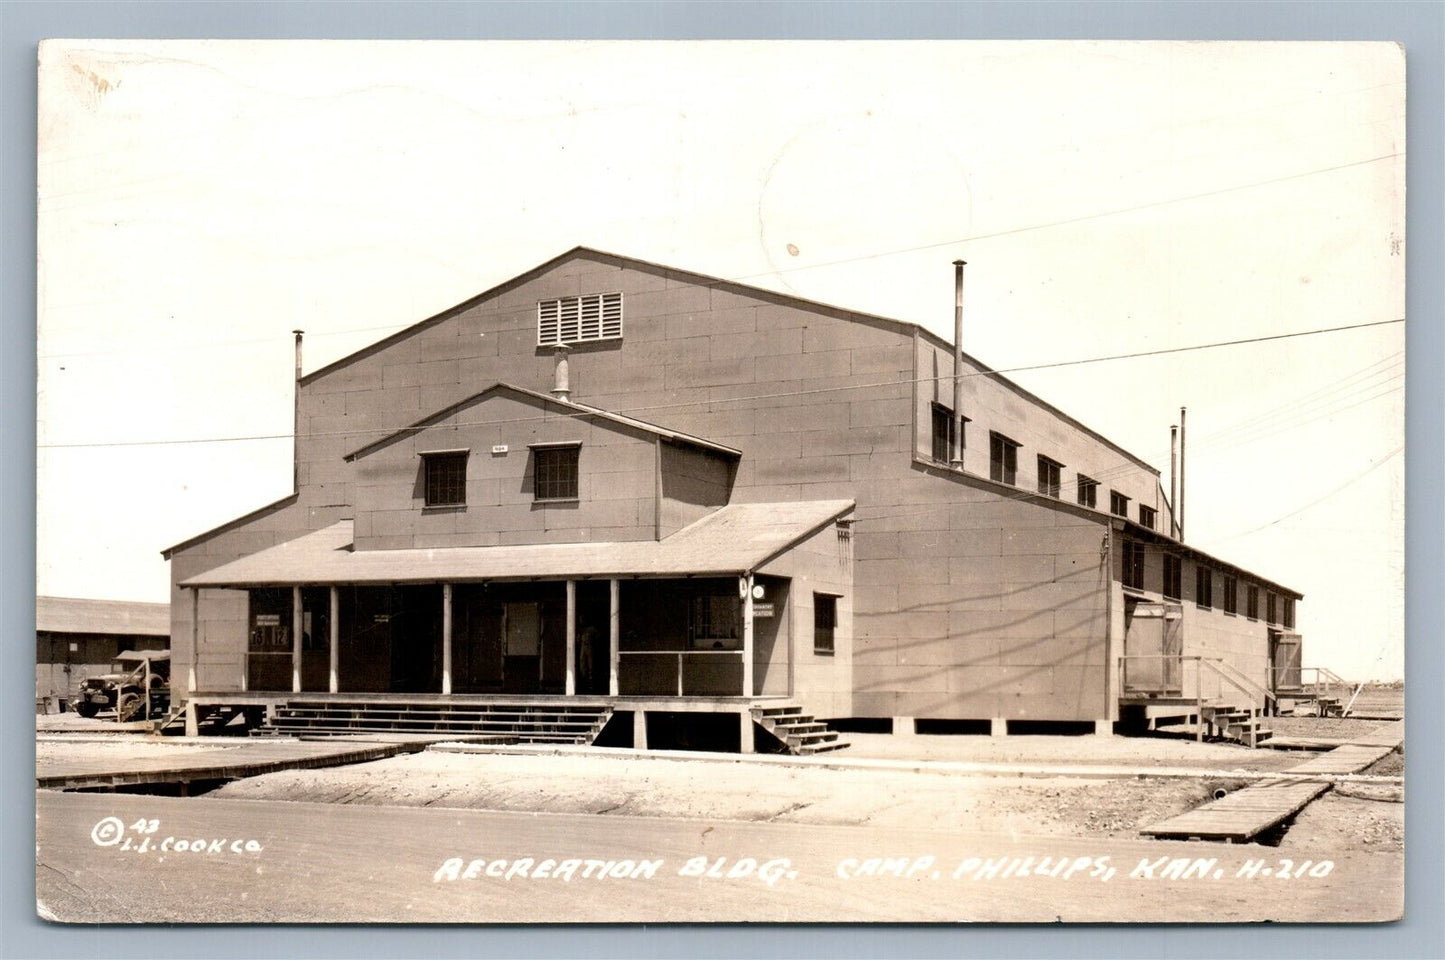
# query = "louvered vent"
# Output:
<box><xmin>538</xmin><ymin>292</ymin><xmax>623</xmax><ymax>346</ymax></box>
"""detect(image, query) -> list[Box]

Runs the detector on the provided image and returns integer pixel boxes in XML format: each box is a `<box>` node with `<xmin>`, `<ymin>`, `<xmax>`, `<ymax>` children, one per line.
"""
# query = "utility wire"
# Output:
<box><xmin>37</xmin><ymin>317</ymin><xmax>1403</xmax><ymax>451</ymax></box>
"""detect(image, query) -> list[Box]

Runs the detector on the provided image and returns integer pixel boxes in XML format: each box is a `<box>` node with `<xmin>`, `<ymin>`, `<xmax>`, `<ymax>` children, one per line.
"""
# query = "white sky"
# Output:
<box><xmin>36</xmin><ymin>40</ymin><xmax>1405</xmax><ymax>680</ymax></box>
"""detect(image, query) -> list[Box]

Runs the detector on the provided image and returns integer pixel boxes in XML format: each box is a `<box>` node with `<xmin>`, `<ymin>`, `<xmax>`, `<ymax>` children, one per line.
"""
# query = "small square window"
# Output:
<box><xmin>814</xmin><ymin>594</ymin><xmax>838</xmax><ymax>655</ymax></box>
<box><xmin>1110</xmin><ymin>491</ymin><xmax>1130</xmax><ymax>517</ymax></box>
<box><xmin>1139</xmin><ymin>505</ymin><xmax>1156</xmax><ymax>530</ymax></box>
<box><xmin>1037</xmin><ymin>455</ymin><xmax>1062</xmax><ymax>498</ymax></box>
<box><xmin>1077</xmin><ymin>475</ymin><xmax>1098</xmax><ymax>508</ymax></box>
<box><xmin>989</xmin><ymin>432</ymin><xmax>1019</xmax><ymax>485</ymax></box>
<box><xmin>422</xmin><ymin>451</ymin><xmax>468</xmax><ymax>507</ymax></box>
<box><xmin>533</xmin><ymin>445</ymin><xmax>580</xmax><ymax>501</ymax></box>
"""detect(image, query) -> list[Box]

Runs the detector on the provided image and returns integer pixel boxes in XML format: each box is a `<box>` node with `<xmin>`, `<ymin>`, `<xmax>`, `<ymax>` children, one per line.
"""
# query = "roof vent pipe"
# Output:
<box><xmin>1178</xmin><ymin>406</ymin><xmax>1187</xmax><ymax>542</ymax></box>
<box><xmin>292</xmin><ymin>329</ymin><xmax>304</xmax><ymax>381</ymax></box>
<box><xmin>951</xmin><ymin>259</ymin><xmax>967</xmax><ymax>466</ymax></box>
<box><xmin>551</xmin><ymin>346</ymin><xmax>571</xmax><ymax>402</ymax></box>
<box><xmin>291</xmin><ymin>329</ymin><xmax>304</xmax><ymax>494</ymax></box>
<box><xmin>1170</xmin><ymin>424</ymin><xmax>1179</xmax><ymax>538</ymax></box>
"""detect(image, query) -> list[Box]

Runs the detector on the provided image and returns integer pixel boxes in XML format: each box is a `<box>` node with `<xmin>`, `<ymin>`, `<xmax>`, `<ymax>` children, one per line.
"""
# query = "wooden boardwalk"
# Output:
<box><xmin>1141</xmin><ymin>721</ymin><xmax>1403</xmax><ymax>842</ymax></box>
<box><xmin>36</xmin><ymin>739</ymin><xmax>427</xmax><ymax>791</ymax></box>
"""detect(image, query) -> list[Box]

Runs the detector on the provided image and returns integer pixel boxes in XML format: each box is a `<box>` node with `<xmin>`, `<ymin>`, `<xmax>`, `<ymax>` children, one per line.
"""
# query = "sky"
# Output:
<box><xmin>36</xmin><ymin>40</ymin><xmax>1405</xmax><ymax>680</ymax></box>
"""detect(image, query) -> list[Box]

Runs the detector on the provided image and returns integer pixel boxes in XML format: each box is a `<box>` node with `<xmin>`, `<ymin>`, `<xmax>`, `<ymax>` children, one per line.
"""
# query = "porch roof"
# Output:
<box><xmin>179</xmin><ymin>500</ymin><xmax>854</xmax><ymax>588</ymax></box>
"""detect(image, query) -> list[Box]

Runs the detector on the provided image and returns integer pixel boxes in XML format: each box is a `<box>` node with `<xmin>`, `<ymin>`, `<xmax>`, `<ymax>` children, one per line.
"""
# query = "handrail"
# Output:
<box><xmin>1207</xmin><ymin>657</ymin><xmax>1275</xmax><ymax>707</ymax></box>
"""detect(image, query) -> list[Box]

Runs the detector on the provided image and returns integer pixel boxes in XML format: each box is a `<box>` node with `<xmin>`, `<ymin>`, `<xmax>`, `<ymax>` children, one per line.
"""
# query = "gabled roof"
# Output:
<box><xmin>343</xmin><ymin>382</ymin><xmax>741</xmax><ymax>462</ymax></box>
<box><xmin>300</xmin><ymin>245</ymin><xmax>1159</xmax><ymax>476</ymax></box>
<box><xmin>180</xmin><ymin>500</ymin><xmax>853</xmax><ymax>588</ymax></box>
<box><xmin>36</xmin><ymin>596</ymin><xmax>171</xmax><ymax>636</ymax></box>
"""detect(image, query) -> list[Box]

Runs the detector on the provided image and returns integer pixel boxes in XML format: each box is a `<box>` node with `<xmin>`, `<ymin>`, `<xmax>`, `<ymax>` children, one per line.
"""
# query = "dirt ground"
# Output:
<box><xmin>1267</xmin><ymin>715</ymin><xmax>1397</xmax><ymax>740</ymax></box>
<box><xmin>839</xmin><ymin>730</ymin><xmax>1301</xmax><ymax>770</ymax></box>
<box><xmin>35</xmin><ymin>736</ymin><xmax>241</xmax><ymax>766</ymax></box>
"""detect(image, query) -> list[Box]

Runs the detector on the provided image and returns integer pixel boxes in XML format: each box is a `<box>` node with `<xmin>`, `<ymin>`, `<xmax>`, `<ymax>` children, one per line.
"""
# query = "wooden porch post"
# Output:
<box><xmin>742</xmin><ymin>573</ymin><xmax>755</xmax><ymax>698</ymax></box>
<box><xmin>441</xmin><ymin>583</ymin><xmax>453</xmax><ymax>695</ymax></box>
<box><xmin>188</xmin><ymin>587</ymin><xmax>199</xmax><ymax>697</ymax></box>
<box><xmin>609</xmin><ymin>578</ymin><xmax>620</xmax><ymax>697</ymax></box>
<box><xmin>565</xmin><ymin>580</ymin><xmax>576</xmax><ymax>696</ymax></box>
<box><xmin>328</xmin><ymin>586</ymin><xmax>340</xmax><ymax>694</ymax></box>
<box><xmin>291</xmin><ymin>585</ymin><xmax>302</xmax><ymax>693</ymax></box>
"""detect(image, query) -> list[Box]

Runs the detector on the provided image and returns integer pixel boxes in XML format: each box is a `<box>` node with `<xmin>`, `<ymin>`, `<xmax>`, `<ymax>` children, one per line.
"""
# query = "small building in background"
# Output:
<box><xmin>36</xmin><ymin>596</ymin><xmax>170</xmax><ymax>712</ymax></box>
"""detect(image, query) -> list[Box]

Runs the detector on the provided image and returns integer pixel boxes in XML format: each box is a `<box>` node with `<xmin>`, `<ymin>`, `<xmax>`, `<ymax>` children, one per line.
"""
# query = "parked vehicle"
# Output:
<box><xmin>74</xmin><ymin>650</ymin><xmax>170</xmax><ymax>721</ymax></box>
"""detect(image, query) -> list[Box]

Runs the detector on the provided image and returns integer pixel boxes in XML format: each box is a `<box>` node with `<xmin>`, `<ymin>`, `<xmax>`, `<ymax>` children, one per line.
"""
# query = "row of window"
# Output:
<box><xmin>1122</xmin><ymin>540</ymin><xmax>1295</xmax><ymax>626</ymax></box>
<box><xmin>930</xmin><ymin>405</ymin><xmax>1160</xmax><ymax>530</ymax></box>
<box><xmin>421</xmin><ymin>445</ymin><xmax>580</xmax><ymax>508</ymax></box>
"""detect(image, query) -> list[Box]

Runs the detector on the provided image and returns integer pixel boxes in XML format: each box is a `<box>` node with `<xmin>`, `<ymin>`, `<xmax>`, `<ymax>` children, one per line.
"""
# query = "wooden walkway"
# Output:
<box><xmin>36</xmin><ymin>739</ymin><xmax>429</xmax><ymax>791</ymax></box>
<box><xmin>1141</xmin><ymin>721</ymin><xmax>1403</xmax><ymax>842</ymax></box>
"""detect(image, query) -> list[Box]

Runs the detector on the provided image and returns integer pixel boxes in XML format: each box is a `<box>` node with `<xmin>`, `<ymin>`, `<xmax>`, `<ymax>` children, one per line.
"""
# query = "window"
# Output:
<box><xmin>421</xmin><ymin>451</ymin><xmax>468</xmax><ymax>507</ymax></box>
<box><xmin>931</xmin><ymin>403</ymin><xmax>956</xmax><ymax>464</ymax></box>
<box><xmin>814</xmin><ymin>594</ymin><xmax>838</xmax><ymax>655</ymax></box>
<box><xmin>1221</xmin><ymin>574</ymin><xmax>1238</xmax><ymax>615</ymax></box>
<box><xmin>1037</xmin><ymin>455</ymin><xmax>1063</xmax><ymax>498</ymax></box>
<box><xmin>1122</xmin><ymin>540</ymin><xmax>1145</xmax><ymax>590</ymax></box>
<box><xmin>989</xmin><ymin>432</ymin><xmax>1019</xmax><ymax>485</ymax></box>
<box><xmin>1196</xmin><ymin>565</ymin><xmax>1213</xmax><ymax>610</ymax></box>
<box><xmin>1139</xmin><ymin>505</ymin><xmax>1156</xmax><ymax>530</ymax></box>
<box><xmin>689</xmin><ymin>593</ymin><xmax>740</xmax><ymax>649</ymax></box>
<box><xmin>1077</xmin><ymin>475</ymin><xmax>1098</xmax><ymax>508</ymax></box>
<box><xmin>1283</xmin><ymin>597</ymin><xmax>1295</xmax><ymax>629</ymax></box>
<box><xmin>1110</xmin><ymin>491</ymin><xmax>1130</xmax><ymax>517</ymax></box>
<box><xmin>537</xmin><ymin>292</ymin><xmax>623</xmax><ymax>346</ymax></box>
<box><xmin>1267</xmin><ymin>592</ymin><xmax>1278</xmax><ymax>624</ymax></box>
<box><xmin>1246</xmin><ymin>584</ymin><xmax>1260</xmax><ymax>620</ymax></box>
<box><xmin>1163</xmin><ymin>554</ymin><xmax>1182</xmax><ymax>600</ymax></box>
<box><xmin>533</xmin><ymin>444</ymin><xmax>580</xmax><ymax>500</ymax></box>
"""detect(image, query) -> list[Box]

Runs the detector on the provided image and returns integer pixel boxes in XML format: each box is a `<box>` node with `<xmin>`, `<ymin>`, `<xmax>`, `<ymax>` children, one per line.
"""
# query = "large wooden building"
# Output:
<box><xmin>164</xmin><ymin>248</ymin><xmax>1303</xmax><ymax>748</ymax></box>
<box><xmin>36</xmin><ymin>596</ymin><xmax>170</xmax><ymax>712</ymax></box>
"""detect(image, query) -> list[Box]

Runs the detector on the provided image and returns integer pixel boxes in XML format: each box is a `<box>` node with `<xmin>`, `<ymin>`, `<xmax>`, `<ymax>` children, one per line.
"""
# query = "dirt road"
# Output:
<box><xmin>36</xmin><ymin>791</ymin><xmax>1401</xmax><ymax>923</ymax></box>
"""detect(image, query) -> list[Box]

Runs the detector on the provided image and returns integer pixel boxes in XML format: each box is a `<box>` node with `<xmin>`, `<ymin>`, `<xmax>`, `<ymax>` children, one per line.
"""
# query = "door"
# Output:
<box><xmin>1123</xmin><ymin>601</ymin><xmax>1184</xmax><ymax>695</ymax></box>
<box><xmin>1271</xmin><ymin>631</ymin><xmax>1302</xmax><ymax>692</ymax></box>
<box><xmin>503</xmin><ymin>602</ymin><xmax>542</xmax><ymax>693</ymax></box>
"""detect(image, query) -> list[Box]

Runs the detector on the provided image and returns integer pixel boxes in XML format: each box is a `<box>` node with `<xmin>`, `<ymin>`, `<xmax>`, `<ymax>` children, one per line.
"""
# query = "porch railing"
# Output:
<box><xmin>617</xmin><ymin>650</ymin><xmax>746</xmax><ymax>697</ymax></box>
<box><xmin>1117</xmin><ymin>654</ymin><xmax>1271</xmax><ymax>742</ymax></box>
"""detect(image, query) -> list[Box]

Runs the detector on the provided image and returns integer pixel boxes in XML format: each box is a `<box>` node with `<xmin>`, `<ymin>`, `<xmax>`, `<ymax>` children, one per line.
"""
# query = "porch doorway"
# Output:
<box><xmin>1122</xmin><ymin>599</ymin><xmax>1183</xmax><ymax>695</ymax></box>
<box><xmin>1270</xmin><ymin>630</ymin><xmax>1302</xmax><ymax>693</ymax></box>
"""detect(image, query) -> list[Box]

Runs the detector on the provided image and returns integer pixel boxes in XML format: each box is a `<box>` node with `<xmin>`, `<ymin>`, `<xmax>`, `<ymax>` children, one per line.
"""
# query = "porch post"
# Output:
<box><xmin>328</xmin><ymin>586</ymin><xmax>340</xmax><ymax>694</ymax></box>
<box><xmin>291</xmin><ymin>585</ymin><xmax>302</xmax><ymax>693</ymax></box>
<box><xmin>742</xmin><ymin>573</ymin><xmax>755</xmax><ymax>698</ymax></box>
<box><xmin>441</xmin><ymin>583</ymin><xmax>453</xmax><ymax>695</ymax></box>
<box><xmin>565</xmin><ymin>580</ymin><xmax>576</xmax><ymax>696</ymax></box>
<box><xmin>609</xmin><ymin>578</ymin><xmax>620</xmax><ymax>697</ymax></box>
<box><xmin>188</xmin><ymin>587</ymin><xmax>199</xmax><ymax>697</ymax></box>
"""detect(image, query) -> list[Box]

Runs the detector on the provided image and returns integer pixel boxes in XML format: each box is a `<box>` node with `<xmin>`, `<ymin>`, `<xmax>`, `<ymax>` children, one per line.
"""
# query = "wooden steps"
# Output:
<box><xmin>751</xmin><ymin>704</ymin><xmax>849</xmax><ymax>755</ymax></box>
<box><xmin>253</xmin><ymin>699</ymin><xmax>613</xmax><ymax>745</ymax></box>
<box><xmin>1201</xmin><ymin>703</ymin><xmax>1273</xmax><ymax>748</ymax></box>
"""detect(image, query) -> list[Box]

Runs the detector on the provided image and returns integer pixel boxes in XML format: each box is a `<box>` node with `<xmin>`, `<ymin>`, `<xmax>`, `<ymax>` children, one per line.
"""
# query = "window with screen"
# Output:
<box><xmin>537</xmin><ymin>292</ymin><xmax>623</xmax><ymax>346</ymax></box>
<box><xmin>1139</xmin><ymin>505</ymin><xmax>1156</xmax><ymax>530</ymax></box>
<box><xmin>1283</xmin><ymin>597</ymin><xmax>1295</xmax><ymax>628</ymax></box>
<box><xmin>533</xmin><ymin>444</ymin><xmax>580</xmax><ymax>501</ymax></box>
<box><xmin>422</xmin><ymin>451</ymin><xmax>468</xmax><ymax>507</ymax></box>
<box><xmin>1110</xmin><ymin>490</ymin><xmax>1130</xmax><ymax>517</ymax></box>
<box><xmin>1267</xmin><ymin>592</ymin><xmax>1278</xmax><ymax>624</ymax></box>
<box><xmin>1246</xmin><ymin>584</ymin><xmax>1260</xmax><ymax>620</ymax></box>
<box><xmin>1077</xmin><ymin>475</ymin><xmax>1098</xmax><ymax>508</ymax></box>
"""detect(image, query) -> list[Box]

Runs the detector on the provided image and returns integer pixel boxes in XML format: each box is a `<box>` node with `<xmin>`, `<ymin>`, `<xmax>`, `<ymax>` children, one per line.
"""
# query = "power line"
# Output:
<box><xmin>37</xmin><ymin>317</ymin><xmax>1404</xmax><ymax>451</ymax></box>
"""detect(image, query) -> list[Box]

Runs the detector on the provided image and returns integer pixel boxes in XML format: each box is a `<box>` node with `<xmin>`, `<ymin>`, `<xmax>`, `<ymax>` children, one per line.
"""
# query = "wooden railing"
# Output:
<box><xmin>1118</xmin><ymin>655</ymin><xmax>1271</xmax><ymax>742</ymax></box>
<box><xmin>617</xmin><ymin>650</ymin><xmax>745</xmax><ymax>697</ymax></box>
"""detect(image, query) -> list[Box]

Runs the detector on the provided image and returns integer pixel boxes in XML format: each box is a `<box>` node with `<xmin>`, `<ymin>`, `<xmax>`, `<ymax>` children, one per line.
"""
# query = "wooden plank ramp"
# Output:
<box><xmin>36</xmin><ymin>739</ymin><xmax>425</xmax><ymax>791</ymax></box>
<box><xmin>1142</xmin><ymin>721</ymin><xmax>1403</xmax><ymax>842</ymax></box>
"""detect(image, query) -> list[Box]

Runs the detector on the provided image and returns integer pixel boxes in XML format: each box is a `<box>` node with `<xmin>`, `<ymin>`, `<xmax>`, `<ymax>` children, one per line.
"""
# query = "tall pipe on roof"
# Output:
<box><xmin>951</xmin><ymin>260</ymin><xmax>967</xmax><ymax>465</ymax></box>
<box><xmin>1178</xmin><ymin>406</ymin><xmax>1187</xmax><ymax>542</ymax></box>
<box><xmin>292</xmin><ymin>330</ymin><xmax>304</xmax><ymax>493</ymax></box>
<box><xmin>1170</xmin><ymin>424</ymin><xmax>1179</xmax><ymax>538</ymax></box>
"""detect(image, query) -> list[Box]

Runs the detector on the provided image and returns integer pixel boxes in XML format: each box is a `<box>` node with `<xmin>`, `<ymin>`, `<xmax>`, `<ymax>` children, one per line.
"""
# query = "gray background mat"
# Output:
<box><xmin>4</xmin><ymin>2</ymin><xmax>1440</xmax><ymax>958</ymax></box>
